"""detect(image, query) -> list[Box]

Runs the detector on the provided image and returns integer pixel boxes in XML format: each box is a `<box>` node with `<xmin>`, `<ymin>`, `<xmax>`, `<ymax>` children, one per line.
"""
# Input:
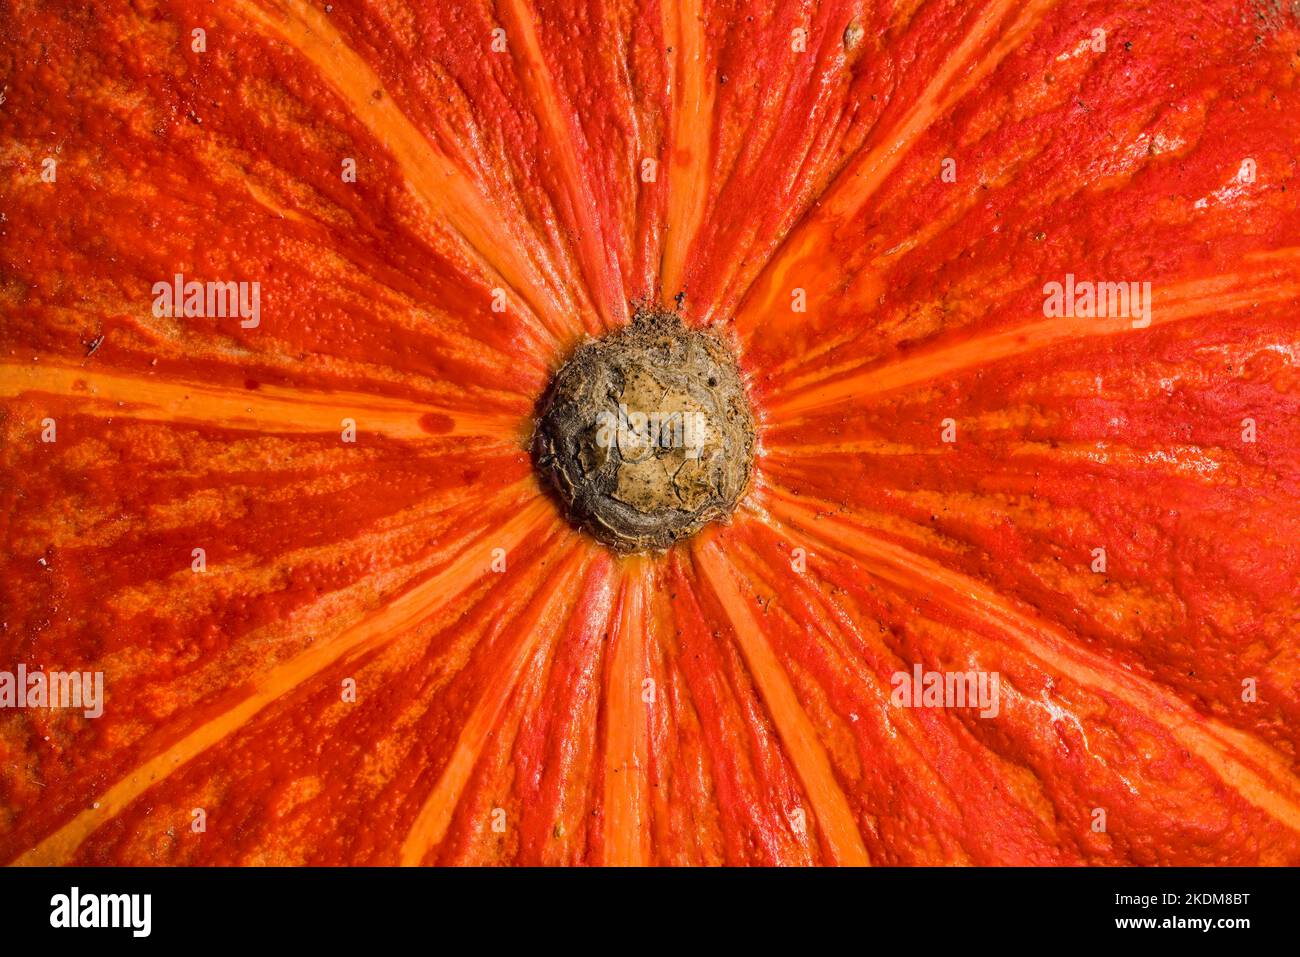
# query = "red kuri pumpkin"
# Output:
<box><xmin>2</xmin><ymin>0</ymin><xmax>1299</xmax><ymax>866</ymax></box>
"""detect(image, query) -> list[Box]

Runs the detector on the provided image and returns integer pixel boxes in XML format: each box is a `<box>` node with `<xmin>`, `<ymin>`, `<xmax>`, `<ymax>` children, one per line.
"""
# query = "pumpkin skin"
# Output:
<box><xmin>1</xmin><ymin>0</ymin><xmax>1299</xmax><ymax>867</ymax></box>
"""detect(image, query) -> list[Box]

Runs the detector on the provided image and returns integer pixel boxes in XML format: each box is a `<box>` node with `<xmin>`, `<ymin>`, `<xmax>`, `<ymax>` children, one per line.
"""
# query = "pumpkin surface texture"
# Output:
<box><xmin>1</xmin><ymin>0</ymin><xmax>1299</xmax><ymax>867</ymax></box>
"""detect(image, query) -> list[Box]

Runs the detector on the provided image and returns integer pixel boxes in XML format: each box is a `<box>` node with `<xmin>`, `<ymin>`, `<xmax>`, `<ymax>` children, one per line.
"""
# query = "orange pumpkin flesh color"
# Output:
<box><xmin>1</xmin><ymin>0</ymin><xmax>1299</xmax><ymax>867</ymax></box>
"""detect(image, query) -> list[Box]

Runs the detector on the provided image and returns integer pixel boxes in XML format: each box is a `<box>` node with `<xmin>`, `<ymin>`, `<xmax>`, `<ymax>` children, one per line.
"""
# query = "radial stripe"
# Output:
<box><xmin>234</xmin><ymin>0</ymin><xmax>571</xmax><ymax>342</ymax></box>
<box><xmin>721</xmin><ymin>535</ymin><xmax>966</xmax><ymax>822</ymax></box>
<box><xmin>770</xmin><ymin>256</ymin><xmax>1300</xmax><ymax>419</ymax></box>
<box><xmin>12</xmin><ymin>491</ymin><xmax>557</xmax><ymax>866</ymax></box>
<box><xmin>694</xmin><ymin>539</ymin><xmax>871</xmax><ymax>865</ymax></box>
<box><xmin>602</xmin><ymin>559</ymin><xmax>652</xmax><ymax>866</ymax></box>
<box><xmin>502</xmin><ymin>0</ymin><xmax>625</xmax><ymax>332</ymax></box>
<box><xmin>399</xmin><ymin>542</ymin><xmax>591</xmax><ymax>865</ymax></box>
<box><xmin>734</xmin><ymin>0</ymin><xmax>1057</xmax><ymax>337</ymax></box>
<box><xmin>821</xmin><ymin>0</ymin><xmax>1056</xmax><ymax>224</ymax></box>
<box><xmin>766</xmin><ymin>492</ymin><xmax>1300</xmax><ymax>833</ymax></box>
<box><xmin>236</xmin><ymin>173</ymin><xmax>556</xmax><ymax>372</ymax></box>
<box><xmin>1</xmin><ymin>361</ymin><xmax>513</xmax><ymax>441</ymax></box>
<box><xmin>659</xmin><ymin>0</ymin><xmax>714</xmax><ymax>299</ymax></box>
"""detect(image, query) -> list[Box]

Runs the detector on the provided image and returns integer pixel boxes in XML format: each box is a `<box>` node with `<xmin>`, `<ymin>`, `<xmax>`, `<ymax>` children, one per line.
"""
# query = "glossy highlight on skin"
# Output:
<box><xmin>1</xmin><ymin>0</ymin><xmax>1299</xmax><ymax>866</ymax></box>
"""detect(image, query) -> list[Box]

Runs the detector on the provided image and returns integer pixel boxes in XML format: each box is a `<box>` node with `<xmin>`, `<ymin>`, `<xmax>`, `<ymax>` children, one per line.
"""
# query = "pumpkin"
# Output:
<box><xmin>2</xmin><ymin>0</ymin><xmax>1299</xmax><ymax>867</ymax></box>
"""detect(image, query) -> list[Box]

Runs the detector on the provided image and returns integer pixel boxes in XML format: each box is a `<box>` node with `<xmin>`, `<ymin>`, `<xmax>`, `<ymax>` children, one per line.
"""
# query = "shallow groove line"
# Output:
<box><xmin>13</xmin><ymin>492</ymin><xmax>556</xmax><ymax>866</ymax></box>
<box><xmin>602</xmin><ymin>560</ymin><xmax>652</xmax><ymax>865</ymax></box>
<box><xmin>822</xmin><ymin>0</ymin><xmax>1057</xmax><ymax>224</ymax></box>
<box><xmin>734</xmin><ymin>0</ymin><xmax>1058</xmax><ymax>341</ymax></box>
<box><xmin>659</xmin><ymin>0</ymin><xmax>714</xmax><ymax>298</ymax></box>
<box><xmin>235</xmin><ymin>0</ymin><xmax>569</xmax><ymax>343</ymax></box>
<box><xmin>399</xmin><ymin>543</ymin><xmax>589</xmax><ymax>865</ymax></box>
<box><xmin>694</xmin><ymin>540</ymin><xmax>871</xmax><ymax>865</ymax></box>
<box><xmin>767</xmin><ymin>492</ymin><xmax>1300</xmax><ymax>833</ymax></box>
<box><xmin>771</xmin><ymin>258</ymin><xmax>1300</xmax><ymax>418</ymax></box>
<box><xmin>0</xmin><ymin>361</ymin><xmax>511</xmax><ymax>441</ymax></box>
<box><xmin>502</xmin><ymin>0</ymin><xmax>624</xmax><ymax>332</ymax></box>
